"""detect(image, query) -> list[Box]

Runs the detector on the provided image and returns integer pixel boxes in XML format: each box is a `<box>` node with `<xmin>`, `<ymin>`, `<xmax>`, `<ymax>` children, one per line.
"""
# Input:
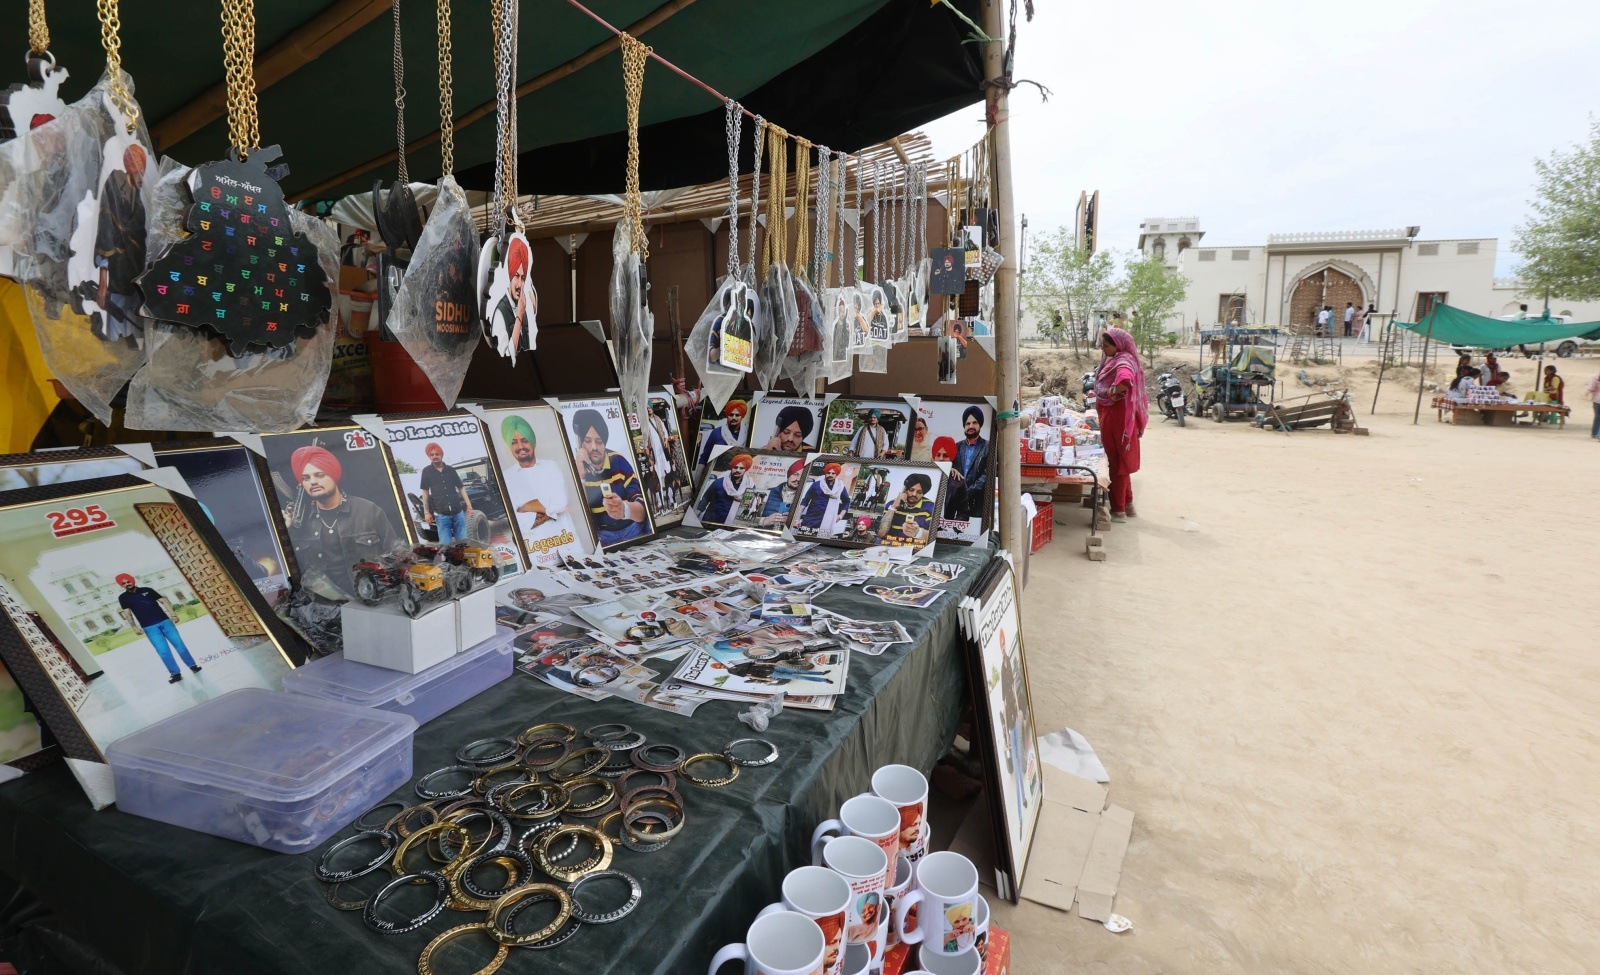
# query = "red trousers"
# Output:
<box><xmin>1100</xmin><ymin>403</ymin><xmax>1141</xmax><ymax>513</ymax></box>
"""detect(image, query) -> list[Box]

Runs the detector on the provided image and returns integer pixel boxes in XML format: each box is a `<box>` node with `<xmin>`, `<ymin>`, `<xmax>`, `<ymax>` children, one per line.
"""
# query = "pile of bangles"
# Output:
<box><xmin>311</xmin><ymin>720</ymin><xmax>779</xmax><ymax>973</ymax></box>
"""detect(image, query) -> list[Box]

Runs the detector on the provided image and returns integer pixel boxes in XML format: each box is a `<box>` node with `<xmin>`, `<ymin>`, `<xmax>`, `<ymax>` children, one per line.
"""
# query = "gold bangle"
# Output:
<box><xmin>595</xmin><ymin>810</ymin><xmax>625</xmax><ymax>844</ymax></box>
<box><xmin>548</xmin><ymin>746</ymin><xmax>608</xmax><ymax>782</ymax></box>
<box><xmin>485</xmin><ymin>883</ymin><xmax>573</xmax><ymax>946</ymax></box>
<box><xmin>417</xmin><ymin>923</ymin><xmax>509</xmax><ymax>975</ymax></box>
<box><xmin>563</xmin><ymin>776</ymin><xmax>617</xmax><ymax>816</ymax></box>
<box><xmin>624</xmin><ymin>797</ymin><xmax>686</xmax><ymax>842</ymax></box>
<box><xmin>680</xmin><ymin>753</ymin><xmax>740</xmax><ymax>788</ymax></box>
<box><xmin>500</xmin><ymin>781</ymin><xmax>569</xmax><ymax>820</ymax></box>
<box><xmin>473</xmin><ymin>762</ymin><xmax>531</xmax><ymax>795</ymax></box>
<box><xmin>391</xmin><ymin>822</ymin><xmax>471</xmax><ymax>876</ymax></box>
<box><xmin>519</xmin><ymin>738</ymin><xmax>570</xmax><ymax>772</ymax></box>
<box><xmin>535</xmin><ymin>824</ymin><xmax>613</xmax><ymax>882</ymax></box>
<box><xmin>517</xmin><ymin>721</ymin><xmax>578</xmax><ymax>746</ymax></box>
<box><xmin>448</xmin><ymin>854</ymin><xmax>525</xmax><ymax>911</ymax></box>
<box><xmin>384</xmin><ymin>803</ymin><xmax>440</xmax><ymax>838</ymax></box>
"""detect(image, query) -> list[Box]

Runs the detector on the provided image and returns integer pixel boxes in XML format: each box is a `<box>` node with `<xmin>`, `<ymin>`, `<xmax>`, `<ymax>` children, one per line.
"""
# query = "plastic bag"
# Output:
<box><xmin>781</xmin><ymin>275</ymin><xmax>826</xmax><ymax>394</ymax></box>
<box><xmin>820</xmin><ymin>287</ymin><xmax>857</xmax><ymax>385</ymax></box>
<box><xmin>8</xmin><ymin>72</ymin><xmax>150</xmax><ymax>423</ymax></box>
<box><xmin>608</xmin><ymin>227</ymin><xmax>655</xmax><ymax>421</ymax></box>
<box><xmin>755</xmin><ymin>264</ymin><xmax>797</xmax><ymax>390</ymax></box>
<box><xmin>685</xmin><ymin>275</ymin><xmax>747</xmax><ymax>412</ymax></box>
<box><xmin>386</xmin><ymin>175</ymin><xmax>480</xmax><ymax>406</ymax></box>
<box><xmin>123</xmin><ymin>168</ymin><xmax>337</xmax><ymax>432</ymax></box>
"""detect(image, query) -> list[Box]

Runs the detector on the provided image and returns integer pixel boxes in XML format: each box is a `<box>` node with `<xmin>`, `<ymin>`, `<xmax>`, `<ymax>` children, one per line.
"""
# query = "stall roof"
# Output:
<box><xmin>1395</xmin><ymin>304</ymin><xmax>1600</xmax><ymax>345</ymax></box>
<box><xmin>31</xmin><ymin>0</ymin><xmax>984</xmax><ymax>203</ymax></box>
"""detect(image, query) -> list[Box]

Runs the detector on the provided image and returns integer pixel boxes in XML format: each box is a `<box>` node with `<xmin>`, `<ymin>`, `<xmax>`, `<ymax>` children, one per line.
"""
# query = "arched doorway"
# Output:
<box><xmin>1288</xmin><ymin>266</ymin><xmax>1365</xmax><ymax>334</ymax></box>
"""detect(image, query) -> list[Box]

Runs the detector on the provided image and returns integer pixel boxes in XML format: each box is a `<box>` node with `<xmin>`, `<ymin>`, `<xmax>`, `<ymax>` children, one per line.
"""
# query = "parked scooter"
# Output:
<box><xmin>1156</xmin><ymin>372</ymin><xmax>1187</xmax><ymax>427</ymax></box>
<box><xmin>1080</xmin><ymin>371</ymin><xmax>1096</xmax><ymax>408</ymax></box>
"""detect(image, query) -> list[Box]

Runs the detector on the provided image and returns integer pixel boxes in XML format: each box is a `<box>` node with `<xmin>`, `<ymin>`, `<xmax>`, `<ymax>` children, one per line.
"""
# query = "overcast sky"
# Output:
<box><xmin>922</xmin><ymin>0</ymin><xmax>1599</xmax><ymax>275</ymax></box>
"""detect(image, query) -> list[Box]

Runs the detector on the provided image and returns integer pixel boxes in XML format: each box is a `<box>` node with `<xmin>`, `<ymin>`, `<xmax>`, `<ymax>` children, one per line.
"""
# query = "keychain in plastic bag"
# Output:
<box><xmin>610</xmin><ymin>34</ymin><xmax>656</xmax><ymax>417</ymax></box>
<box><xmin>0</xmin><ymin>0</ymin><xmax>69</xmax><ymax>145</ymax></box>
<box><xmin>687</xmin><ymin>103</ymin><xmax>756</xmax><ymax>412</ymax></box>
<box><xmin>476</xmin><ymin>0</ymin><xmax>538</xmax><ymax>365</ymax></box>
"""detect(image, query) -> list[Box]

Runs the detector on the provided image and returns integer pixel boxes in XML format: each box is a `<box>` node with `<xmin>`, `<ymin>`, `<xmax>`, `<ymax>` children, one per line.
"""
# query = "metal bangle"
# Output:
<box><xmin>535</xmin><ymin>824</ymin><xmax>613</xmax><ymax>882</ymax></box>
<box><xmin>362</xmin><ymin>870</ymin><xmax>448</xmax><ymax>935</ymax></box>
<box><xmin>679</xmin><ymin>753</ymin><xmax>741</xmax><ymax>787</ymax></box>
<box><xmin>632</xmin><ymin>743</ymin><xmax>686</xmax><ymax>772</ymax></box>
<box><xmin>503</xmin><ymin>906</ymin><xmax>583</xmax><ymax>950</ymax></box>
<box><xmin>595</xmin><ymin>730</ymin><xmax>646</xmax><ymax>752</ymax></box>
<box><xmin>456</xmin><ymin>736</ymin><xmax>520</xmax><ymax>767</ymax></box>
<box><xmin>621</xmin><ymin>784</ymin><xmax>684</xmax><ymax>812</ymax></box>
<box><xmin>619</xmin><ymin>828</ymin><xmax>675</xmax><ymax>854</ymax></box>
<box><xmin>722</xmin><ymin>738</ymin><xmax>779</xmax><ymax>768</ymax></box>
<box><xmin>314</xmin><ymin>828</ymin><xmax>397</xmax><ymax>883</ymax></box>
<box><xmin>597</xmin><ymin>753</ymin><xmax>636</xmax><ymax>779</ymax></box>
<box><xmin>568</xmin><ymin>869</ymin><xmax>643</xmax><ymax>924</ymax></box>
<box><xmin>391</xmin><ymin>822</ymin><xmax>471</xmax><ymax>876</ymax></box>
<box><xmin>385</xmin><ymin>803</ymin><xmax>440</xmax><ymax>838</ymax></box>
<box><xmin>354</xmin><ymin>800</ymin><xmax>408</xmax><ymax>832</ymax></box>
<box><xmin>416</xmin><ymin>765</ymin><xmax>478</xmax><ymax>800</ymax></box>
<box><xmin>548</xmin><ymin>746</ymin><xmax>609</xmax><ymax>782</ymax></box>
<box><xmin>418</xmin><ymin>924</ymin><xmax>509</xmax><ymax>975</ymax></box>
<box><xmin>517</xmin><ymin>820</ymin><xmax>580</xmax><ymax>862</ymax></box>
<box><xmin>485</xmin><ymin>883</ymin><xmax>573</xmax><ymax>946</ymax></box>
<box><xmin>440</xmin><ymin>807</ymin><xmax>512</xmax><ymax>867</ymax></box>
<box><xmin>323</xmin><ymin>877</ymin><xmax>375</xmax><ymax>912</ymax></box>
<box><xmin>618</xmin><ymin>767</ymin><xmax>677</xmax><ymax>796</ymax></box>
<box><xmin>500</xmin><ymin>781</ymin><xmax>569</xmax><ymax>820</ymax></box>
<box><xmin>517</xmin><ymin>721</ymin><xmax>578</xmax><ymax>746</ymax></box>
<box><xmin>433</xmin><ymin>796</ymin><xmax>489</xmax><ymax>819</ymax></box>
<box><xmin>584</xmin><ymin>722</ymin><xmax>632</xmax><ymax>742</ymax></box>
<box><xmin>454</xmin><ymin>849</ymin><xmax>534</xmax><ymax>909</ymax></box>
<box><xmin>563</xmin><ymin>776</ymin><xmax>618</xmax><ymax>817</ymax></box>
<box><xmin>519</xmin><ymin>737</ymin><xmax>571</xmax><ymax>772</ymax></box>
<box><xmin>473</xmin><ymin>761</ymin><xmax>532</xmax><ymax>795</ymax></box>
<box><xmin>624</xmin><ymin>798</ymin><xmax>686</xmax><ymax>844</ymax></box>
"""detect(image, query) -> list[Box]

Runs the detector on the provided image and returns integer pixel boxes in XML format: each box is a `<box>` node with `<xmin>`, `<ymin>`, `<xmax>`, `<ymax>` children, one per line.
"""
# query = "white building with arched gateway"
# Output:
<box><xmin>1136</xmin><ymin>217</ymin><xmax>1600</xmax><ymax>339</ymax></box>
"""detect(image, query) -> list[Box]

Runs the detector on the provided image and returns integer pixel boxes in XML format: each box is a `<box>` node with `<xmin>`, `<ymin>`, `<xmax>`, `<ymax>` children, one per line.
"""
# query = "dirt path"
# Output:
<box><xmin>997</xmin><ymin>360</ymin><xmax>1600</xmax><ymax>973</ymax></box>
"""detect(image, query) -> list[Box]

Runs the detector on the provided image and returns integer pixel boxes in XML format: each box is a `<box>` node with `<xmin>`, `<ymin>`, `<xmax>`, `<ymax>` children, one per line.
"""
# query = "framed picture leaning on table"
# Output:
<box><xmin>789</xmin><ymin>455</ymin><xmax>948</xmax><ymax>557</ymax></box>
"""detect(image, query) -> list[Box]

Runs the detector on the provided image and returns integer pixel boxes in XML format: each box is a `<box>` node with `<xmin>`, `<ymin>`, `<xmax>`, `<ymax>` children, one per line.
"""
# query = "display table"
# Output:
<box><xmin>0</xmin><ymin>542</ymin><xmax>993</xmax><ymax>975</ymax></box>
<box><xmin>1433</xmin><ymin>397</ymin><xmax>1569</xmax><ymax>427</ymax></box>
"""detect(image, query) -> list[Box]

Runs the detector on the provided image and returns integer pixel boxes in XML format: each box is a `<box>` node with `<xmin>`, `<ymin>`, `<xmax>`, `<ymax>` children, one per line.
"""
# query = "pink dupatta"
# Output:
<box><xmin>1095</xmin><ymin>326</ymin><xmax>1148</xmax><ymax>436</ymax></box>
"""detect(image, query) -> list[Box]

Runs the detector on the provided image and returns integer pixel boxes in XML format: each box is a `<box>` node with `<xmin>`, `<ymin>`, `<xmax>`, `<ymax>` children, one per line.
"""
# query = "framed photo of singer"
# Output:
<box><xmin>552</xmin><ymin>395</ymin><xmax>657</xmax><ymax>551</ymax></box>
<box><xmin>0</xmin><ymin>476</ymin><xmax>310</xmax><ymax>798</ymax></box>
<box><xmin>958</xmin><ymin>555</ymin><xmax>1043</xmax><ymax>902</ymax></box>
<box><xmin>788</xmin><ymin>455</ymin><xmax>947</xmax><ymax>557</ymax></box>
<box><xmin>907</xmin><ymin>395</ymin><xmax>996</xmax><ymax>544</ymax></box>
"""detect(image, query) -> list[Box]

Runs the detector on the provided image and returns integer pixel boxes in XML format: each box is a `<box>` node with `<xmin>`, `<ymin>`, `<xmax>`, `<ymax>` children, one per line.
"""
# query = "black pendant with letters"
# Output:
<box><xmin>138</xmin><ymin>145</ymin><xmax>331</xmax><ymax>356</ymax></box>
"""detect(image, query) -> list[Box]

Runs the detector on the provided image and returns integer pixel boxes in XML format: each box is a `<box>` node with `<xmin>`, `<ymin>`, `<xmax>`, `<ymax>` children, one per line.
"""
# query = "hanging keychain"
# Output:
<box><xmin>139</xmin><ymin>0</ymin><xmax>332</xmax><ymax>355</ymax></box>
<box><xmin>478</xmin><ymin>0</ymin><xmax>535</xmax><ymax>363</ymax></box>
<box><xmin>609</xmin><ymin>33</ymin><xmax>655</xmax><ymax>416</ymax></box>
<box><xmin>0</xmin><ymin>0</ymin><xmax>70</xmax><ymax>141</ymax></box>
<box><xmin>371</xmin><ymin>0</ymin><xmax>425</xmax><ymax>340</ymax></box>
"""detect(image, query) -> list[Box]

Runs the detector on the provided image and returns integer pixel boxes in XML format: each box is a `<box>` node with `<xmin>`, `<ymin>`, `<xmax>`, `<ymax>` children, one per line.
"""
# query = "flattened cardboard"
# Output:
<box><xmin>1075</xmin><ymin>804</ymin><xmax>1134</xmax><ymax>922</ymax></box>
<box><xmin>1019</xmin><ymin>765</ymin><xmax>1123</xmax><ymax>914</ymax></box>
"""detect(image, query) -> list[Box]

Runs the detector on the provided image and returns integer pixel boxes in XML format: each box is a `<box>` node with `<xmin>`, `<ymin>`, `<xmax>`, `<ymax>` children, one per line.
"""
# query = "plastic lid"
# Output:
<box><xmin>281</xmin><ymin>625</ymin><xmax>515</xmax><ymax>707</ymax></box>
<box><xmin>106</xmin><ymin>688</ymin><xmax>416</xmax><ymax>803</ymax></box>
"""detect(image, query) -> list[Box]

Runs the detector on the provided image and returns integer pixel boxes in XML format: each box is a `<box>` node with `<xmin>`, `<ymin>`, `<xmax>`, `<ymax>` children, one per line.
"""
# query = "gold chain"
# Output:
<box><xmin>763</xmin><ymin>123</ymin><xmax>788</xmax><ymax>275</ymax></box>
<box><xmin>791</xmin><ymin>137</ymin><xmax>812</xmax><ymax>274</ymax></box>
<box><xmin>220</xmin><ymin>0</ymin><xmax>261</xmax><ymax>155</ymax></box>
<box><xmin>619</xmin><ymin>34</ymin><xmax>651</xmax><ymax>260</ymax></box>
<box><xmin>95</xmin><ymin>0</ymin><xmax>138</xmax><ymax>131</ymax></box>
<box><xmin>436</xmin><ymin>0</ymin><xmax>454</xmax><ymax>174</ymax></box>
<box><xmin>28</xmin><ymin>0</ymin><xmax>49</xmax><ymax>55</ymax></box>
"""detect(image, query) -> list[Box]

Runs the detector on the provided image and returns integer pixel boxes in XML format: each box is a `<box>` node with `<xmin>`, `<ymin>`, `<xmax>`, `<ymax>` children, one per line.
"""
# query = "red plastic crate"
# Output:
<box><xmin>1030</xmin><ymin>500</ymin><xmax>1054</xmax><ymax>552</ymax></box>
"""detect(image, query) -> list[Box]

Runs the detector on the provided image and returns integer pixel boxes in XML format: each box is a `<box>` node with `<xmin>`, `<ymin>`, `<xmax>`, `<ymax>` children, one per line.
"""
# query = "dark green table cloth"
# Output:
<box><xmin>0</xmin><ymin>542</ymin><xmax>991</xmax><ymax>975</ymax></box>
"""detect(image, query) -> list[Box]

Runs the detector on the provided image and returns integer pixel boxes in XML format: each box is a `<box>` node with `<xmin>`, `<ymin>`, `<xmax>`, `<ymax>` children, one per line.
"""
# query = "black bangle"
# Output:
<box><xmin>722</xmin><ymin>738</ymin><xmax>779</xmax><ymax>767</ymax></box>
<box><xmin>354</xmin><ymin>800</ymin><xmax>408</xmax><ymax>832</ymax></box>
<box><xmin>632</xmin><ymin>743</ymin><xmax>686</xmax><ymax>772</ymax></box>
<box><xmin>595</xmin><ymin>730</ymin><xmax>646</xmax><ymax>752</ymax></box>
<box><xmin>363</xmin><ymin>871</ymin><xmax>448</xmax><ymax>935</ymax></box>
<box><xmin>584</xmin><ymin>722</ymin><xmax>631</xmax><ymax>742</ymax></box>
<box><xmin>501</xmin><ymin>897</ymin><xmax>584</xmax><ymax>950</ymax></box>
<box><xmin>458</xmin><ymin>848</ymin><xmax>534</xmax><ymax>902</ymax></box>
<box><xmin>315</xmin><ymin>829</ymin><xmax>397</xmax><ymax>883</ymax></box>
<box><xmin>456</xmin><ymin>737</ymin><xmax>520</xmax><ymax>767</ymax></box>
<box><xmin>568</xmin><ymin>870</ymin><xmax>643</xmax><ymax>924</ymax></box>
<box><xmin>416</xmin><ymin>765</ymin><xmax>477</xmax><ymax>800</ymax></box>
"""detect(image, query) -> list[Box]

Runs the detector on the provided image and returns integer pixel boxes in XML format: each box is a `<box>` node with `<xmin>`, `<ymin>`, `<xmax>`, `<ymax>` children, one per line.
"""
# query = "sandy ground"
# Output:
<box><xmin>994</xmin><ymin>351</ymin><xmax>1600</xmax><ymax>973</ymax></box>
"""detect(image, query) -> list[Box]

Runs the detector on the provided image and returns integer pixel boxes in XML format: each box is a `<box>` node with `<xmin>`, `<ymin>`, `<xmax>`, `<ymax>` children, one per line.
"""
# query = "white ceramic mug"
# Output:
<box><xmin>882</xmin><ymin>852</ymin><xmax>913</xmax><ymax>949</ymax></box>
<box><xmin>891</xmin><ymin>851</ymin><xmax>980</xmax><ymax>957</ymax></box>
<box><xmin>972</xmin><ymin>895</ymin><xmax>990</xmax><ymax>962</ymax></box>
<box><xmin>816</xmin><ymin>835</ymin><xmax>890</xmax><ymax>964</ymax></box>
<box><xmin>811</xmin><ymin>794</ymin><xmax>901</xmax><ymax>886</ymax></box>
<box><xmin>913</xmin><ymin>946</ymin><xmax>982</xmax><ymax>975</ymax></box>
<box><xmin>709</xmin><ymin>910</ymin><xmax>827</xmax><ymax>975</ymax></box>
<box><xmin>870</xmin><ymin>765</ymin><xmax>929</xmax><ymax>860</ymax></box>
<box><xmin>757</xmin><ymin>866</ymin><xmax>852</xmax><ymax>975</ymax></box>
<box><xmin>842</xmin><ymin>943</ymin><xmax>871</xmax><ymax>975</ymax></box>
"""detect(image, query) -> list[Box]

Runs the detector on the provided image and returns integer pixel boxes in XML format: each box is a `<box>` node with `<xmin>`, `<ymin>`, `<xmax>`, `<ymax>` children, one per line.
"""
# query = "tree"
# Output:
<box><xmin>1514</xmin><ymin>118</ymin><xmax>1600</xmax><ymax>301</ymax></box>
<box><xmin>1118</xmin><ymin>252</ymin><xmax>1188</xmax><ymax>363</ymax></box>
<box><xmin>1020</xmin><ymin>225</ymin><xmax>1117</xmax><ymax>347</ymax></box>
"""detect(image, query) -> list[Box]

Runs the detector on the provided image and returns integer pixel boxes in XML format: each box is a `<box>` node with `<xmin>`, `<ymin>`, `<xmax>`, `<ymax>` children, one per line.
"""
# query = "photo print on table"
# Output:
<box><xmin>629</xmin><ymin>389</ymin><xmax>693</xmax><ymax>529</ymax></box>
<box><xmin>909</xmin><ymin>396</ymin><xmax>995</xmax><ymax>543</ymax></box>
<box><xmin>479</xmin><ymin>403</ymin><xmax>593</xmax><ymax>569</ymax></box>
<box><xmin>553</xmin><ymin>395</ymin><xmax>656</xmax><ymax>551</ymax></box>
<box><xmin>748</xmin><ymin>393</ymin><xmax>829</xmax><ymax>454</ymax></box>
<box><xmin>683</xmin><ymin>448</ymin><xmax>806</xmax><ymax>534</ymax></box>
<box><xmin>789</xmin><ymin>456</ymin><xmax>948</xmax><ymax>555</ymax></box>
<box><xmin>692</xmin><ymin>396</ymin><xmax>751</xmax><ymax>474</ymax></box>
<box><xmin>382</xmin><ymin>412</ymin><xmax>524</xmax><ymax>578</ymax></box>
<box><xmin>818</xmin><ymin>397</ymin><xmax>915</xmax><ymax>459</ymax></box>
<box><xmin>0</xmin><ymin>477</ymin><xmax>308</xmax><ymax>772</ymax></box>
<box><xmin>152</xmin><ymin>440</ymin><xmax>294</xmax><ymax>604</ymax></box>
<box><xmin>259</xmin><ymin>425</ymin><xmax>411</xmax><ymax>599</ymax></box>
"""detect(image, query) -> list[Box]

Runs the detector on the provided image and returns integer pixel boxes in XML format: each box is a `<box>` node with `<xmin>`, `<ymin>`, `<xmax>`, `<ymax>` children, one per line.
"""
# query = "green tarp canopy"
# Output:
<box><xmin>1395</xmin><ymin>303</ymin><xmax>1600</xmax><ymax>345</ymax></box>
<box><xmin>22</xmin><ymin>0</ymin><xmax>984</xmax><ymax>202</ymax></box>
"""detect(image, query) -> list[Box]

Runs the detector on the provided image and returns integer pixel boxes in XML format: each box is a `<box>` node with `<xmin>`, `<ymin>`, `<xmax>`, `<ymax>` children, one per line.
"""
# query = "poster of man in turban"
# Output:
<box><xmin>484</xmin><ymin>231</ymin><xmax>536</xmax><ymax>363</ymax></box>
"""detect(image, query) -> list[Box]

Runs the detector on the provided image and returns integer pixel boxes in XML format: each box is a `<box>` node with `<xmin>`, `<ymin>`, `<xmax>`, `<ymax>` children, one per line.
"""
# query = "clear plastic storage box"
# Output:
<box><xmin>106</xmin><ymin>688</ymin><xmax>415</xmax><ymax>853</ymax></box>
<box><xmin>281</xmin><ymin>625</ymin><xmax>515</xmax><ymax>725</ymax></box>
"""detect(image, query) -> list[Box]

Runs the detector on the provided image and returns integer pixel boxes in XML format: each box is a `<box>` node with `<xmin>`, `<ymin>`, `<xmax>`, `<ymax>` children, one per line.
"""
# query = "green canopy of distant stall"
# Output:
<box><xmin>1395</xmin><ymin>303</ymin><xmax>1600</xmax><ymax>345</ymax></box>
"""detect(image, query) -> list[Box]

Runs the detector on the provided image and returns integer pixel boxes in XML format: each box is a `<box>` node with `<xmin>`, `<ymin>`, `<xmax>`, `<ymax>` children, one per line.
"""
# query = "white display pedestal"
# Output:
<box><xmin>455</xmin><ymin>586</ymin><xmax>497</xmax><ymax>650</ymax></box>
<box><xmin>342</xmin><ymin>598</ymin><xmax>458</xmax><ymax>674</ymax></box>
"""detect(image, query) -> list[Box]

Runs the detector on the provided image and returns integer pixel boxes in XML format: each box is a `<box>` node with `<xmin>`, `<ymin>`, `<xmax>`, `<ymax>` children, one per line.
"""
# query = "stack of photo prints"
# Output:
<box><xmin>0</xmin><ymin>389</ymin><xmax>994</xmax><ymax>796</ymax></box>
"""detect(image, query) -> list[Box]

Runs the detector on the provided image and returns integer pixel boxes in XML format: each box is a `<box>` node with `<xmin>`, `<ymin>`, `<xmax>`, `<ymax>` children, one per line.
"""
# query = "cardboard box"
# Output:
<box><xmin>455</xmin><ymin>585</ymin><xmax>497</xmax><ymax>650</ymax></box>
<box><xmin>341</xmin><ymin>598</ymin><xmax>458</xmax><ymax>674</ymax></box>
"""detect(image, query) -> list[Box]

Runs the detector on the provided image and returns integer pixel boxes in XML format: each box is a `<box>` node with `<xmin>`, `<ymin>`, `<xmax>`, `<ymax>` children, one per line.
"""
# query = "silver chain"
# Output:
<box><xmin>392</xmin><ymin>0</ymin><xmax>408</xmax><ymax>184</ymax></box>
<box><xmin>850</xmin><ymin>156</ymin><xmax>862</xmax><ymax>286</ymax></box>
<box><xmin>492</xmin><ymin>0</ymin><xmax>516</xmax><ymax>240</ymax></box>
<box><xmin>746</xmin><ymin>116</ymin><xmax>765</xmax><ymax>278</ymax></box>
<box><xmin>872</xmin><ymin>162</ymin><xmax>883</xmax><ymax>283</ymax></box>
<box><xmin>725</xmin><ymin>100</ymin><xmax>742</xmax><ymax>281</ymax></box>
<box><xmin>812</xmin><ymin>145</ymin><xmax>831</xmax><ymax>285</ymax></box>
<box><xmin>915</xmin><ymin>163</ymin><xmax>927</xmax><ymax>267</ymax></box>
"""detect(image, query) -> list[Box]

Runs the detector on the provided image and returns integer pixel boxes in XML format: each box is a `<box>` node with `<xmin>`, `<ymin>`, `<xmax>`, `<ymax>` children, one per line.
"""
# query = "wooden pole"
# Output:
<box><xmin>984</xmin><ymin>0</ymin><xmax>1023</xmax><ymax>558</ymax></box>
<box><xmin>1412</xmin><ymin>319</ymin><xmax>1433</xmax><ymax>424</ymax></box>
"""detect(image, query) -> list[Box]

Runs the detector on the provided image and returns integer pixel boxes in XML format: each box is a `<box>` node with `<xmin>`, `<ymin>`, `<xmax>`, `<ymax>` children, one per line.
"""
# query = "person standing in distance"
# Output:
<box><xmin>1095</xmin><ymin>326</ymin><xmax>1148</xmax><ymax>522</ymax></box>
<box><xmin>116</xmin><ymin>574</ymin><xmax>201</xmax><ymax>684</ymax></box>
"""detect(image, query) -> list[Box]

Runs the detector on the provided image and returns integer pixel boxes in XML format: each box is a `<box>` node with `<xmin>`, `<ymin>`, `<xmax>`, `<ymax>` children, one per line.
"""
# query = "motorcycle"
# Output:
<box><xmin>1080</xmin><ymin>370</ymin><xmax>1096</xmax><ymax>409</ymax></box>
<box><xmin>1156</xmin><ymin>372</ymin><xmax>1186</xmax><ymax>427</ymax></box>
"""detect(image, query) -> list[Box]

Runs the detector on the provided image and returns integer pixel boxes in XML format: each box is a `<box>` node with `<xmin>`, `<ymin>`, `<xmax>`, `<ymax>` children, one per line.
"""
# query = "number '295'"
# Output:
<box><xmin>45</xmin><ymin>505</ymin><xmax>116</xmax><ymax>537</ymax></box>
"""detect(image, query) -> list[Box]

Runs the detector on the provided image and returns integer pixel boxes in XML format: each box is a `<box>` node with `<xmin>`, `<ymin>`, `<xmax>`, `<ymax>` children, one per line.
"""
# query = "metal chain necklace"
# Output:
<box><xmin>812</xmin><ymin>145</ymin><xmax>832</xmax><ymax>286</ymax></box>
<box><xmin>94</xmin><ymin>0</ymin><xmax>139</xmax><ymax>131</ymax></box>
<box><xmin>724</xmin><ymin>99</ymin><xmax>741</xmax><ymax>281</ymax></box>
<box><xmin>28</xmin><ymin>0</ymin><xmax>49</xmax><ymax>55</ymax></box>
<box><xmin>745</xmin><ymin>116</ymin><xmax>765</xmax><ymax>278</ymax></box>
<box><xmin>491</xmin><ymin>0</ymin><xmax>517</xmax><ymax>240</ymax></box>
<box><xmin>791</xmin><ymin>137</ymin><xmax>811</xmax><ymax>277</ymax></box>
<box><xmin>435</xmin><ymin>0</ymin><xmax>454</xmax><ymax>174</ymax></box>
<box><xmin>219</xmin><ymin>0</ymin><xmax>260</xmax><ymax>153</ymax></box>
<box><xmin>391</xmin><ymin>0</ymin><xmax>408</xmax><ymax>183</ymax></box>
<box><xmin>619</xmin><ymin>33</ymin><xmax>650</xmax><ymax>260</ymax></box>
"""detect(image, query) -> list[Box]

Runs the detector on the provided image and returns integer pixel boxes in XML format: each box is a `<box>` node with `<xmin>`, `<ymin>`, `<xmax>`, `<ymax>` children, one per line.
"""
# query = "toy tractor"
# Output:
<box><xmin>350</xmin><ymin>551</ymin><xmax>449</xmax><ymax>618</ymax></box>
<box><xmin>414</xmin><ymin>542</ymin><xmax>500</xmax><ymax>592</ymax></box>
